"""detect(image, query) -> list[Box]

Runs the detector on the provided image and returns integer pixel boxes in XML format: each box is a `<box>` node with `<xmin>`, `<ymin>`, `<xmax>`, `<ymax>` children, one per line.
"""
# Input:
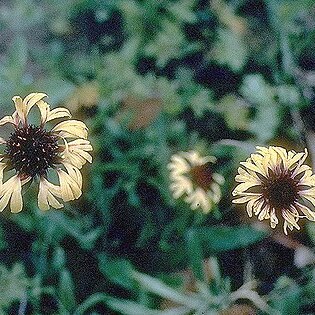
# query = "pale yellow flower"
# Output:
<box><xmin>232</xmin><ymin>146</ymin><xmax>315</xmax><ymax>234</ymax></box>
<box><xmin>168</xmin><ymin>151</ymin><xmax>224</xmax><ymax>213</ymax></box>
<box><xmin>0</xmin><ymin>93</ymin><xmax>92</xmax><ymax>212</ymax></box>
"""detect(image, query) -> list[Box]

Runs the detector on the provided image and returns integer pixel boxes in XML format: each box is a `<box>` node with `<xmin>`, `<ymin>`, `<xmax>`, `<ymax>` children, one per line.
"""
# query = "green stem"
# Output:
<box><xmin>74</xmin><ymin>293</ymin><xmax>109</xmax><ymax>315</ymax></box>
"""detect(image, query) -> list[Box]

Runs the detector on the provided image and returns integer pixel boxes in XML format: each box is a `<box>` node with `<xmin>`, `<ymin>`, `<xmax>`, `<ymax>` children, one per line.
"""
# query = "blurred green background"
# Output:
<box><xmin>1</xmin><ymin>0</ymin><xmax>315</xmax><ymax>314</ymax></box>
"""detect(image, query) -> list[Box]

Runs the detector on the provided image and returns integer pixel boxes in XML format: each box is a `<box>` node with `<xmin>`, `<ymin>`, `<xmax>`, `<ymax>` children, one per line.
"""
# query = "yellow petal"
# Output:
<box><xmin>293</xmin><ymin>164</ymin><xmax>311</xmax><ymax>178</ymax></box>
<box><xmin>210</xmin><ymin>182</ymin><xmax>221</xmax><ymax>203</ymax></box>
<box><xmin>61</xmin><ymin>139</ymin><xmax>93</xmax><ymax>169</ymax></box>
<box><xmin>282</xmin><ymin>209</ymin><xmax>300</xmax><ymax>230</ymax></box>
<box><xmin>295</xmin><ymin>202</ymin><xmax>315</xmax><ymax>221</ymax></box>
<box><xmin>10</xmin><ymin>177</ymin><xmax>23</xmax><ymax>213</ymax></box>
<box><xmin>24</xmin><ymin>92</ymin><xmax>47</xmax><ymax>116</ymax></box>
<box><xmin>57</xmin><ymin>169</ymin><xmax>82</xmax><ymax>202</ymax></box>
<box><xmin>185</xmin><ymin>188</ymin><xmax>211</xmax><ymax>213</ymax></box>
<box><xmin>38</xmin><ymin>177</ymin><xmax>63</xmax><ymax>211</ymax></box>
<box><xmin>12</xmin><ymin>96</ymin><xmax>25</xmax><ymax>123</ymax></box>
<box><xmin>52</xmin><ymin>120</ymin><xmax>88</xmax><ymax>139</ymax></box>
<box><xmin>270</xmin><ymin>208</ymin><xmax>278</xmax><ymax>228</ymax></box>
<box><xmin>0</xmin><ymin>115</ymin><xmax>16</xmax><ymax>126</ymax></box>
<box><xmin>246</xmin><ymin>199</ymin><xmax>257</xmax><ymax>217</ymax></box>
<box><xmin>253</xmin><ymin>198</ymin><xmax>264</xmax><ymax>216</ymax></box>
<box><xmin>239</xmin><ymin>161</ymin><xmax>266</xmax><ymax>177</ymax></box>
<box><xmin>36</xmin><ymin>100</ymin><xmax>50</xmax><ymax>124</ymax></box>
<box><xmin>232</xmin><ymin>195</ymin><xmax>256</xmax><ymax>204</ymax></box>
<box><xmin>0</xmin><ymin>175</ymin><xmax>26</xmax><ymax>213</ymax></box>
<box><xmin>233</xmin><ymin>181</ymin><xmax>260</xmax><ymax>194</ymax></box>
<box><xmin>287</xmin><ymin>151</ymin><xmax>306</xmax><ymax>168</ymax></box>
<box><xmin>46</xmin><ymin>107</ymin><xmax>72</xmax><ymax>123</ymax></box>
<box><xmin>258</xmin><ymin>205</ymin><xmax>269</xmax><ymax>221</ymax></box>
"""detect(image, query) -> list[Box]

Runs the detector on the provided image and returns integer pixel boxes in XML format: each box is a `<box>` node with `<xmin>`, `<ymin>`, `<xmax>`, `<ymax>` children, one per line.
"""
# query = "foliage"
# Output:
<box><xmin>0</xmin><ymin>0</ymin><xmax>314</xmax><ymax>314</ymax></box>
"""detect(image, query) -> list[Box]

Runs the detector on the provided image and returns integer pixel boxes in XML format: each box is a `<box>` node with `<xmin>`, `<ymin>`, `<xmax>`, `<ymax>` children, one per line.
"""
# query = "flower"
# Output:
<box><xmin>0</xmin><ymin>93</ymin><xmax>92</xmax><ymax>212</ymax></box>
<box><xmin>168</xmin><ymin>151</ymin><xmax>224</xmax><ymax>213</ymax></box>
<box><xmin>232</xmin><ymin>146</ymin><xmax>315</xmax><ymax>234</ymax></box>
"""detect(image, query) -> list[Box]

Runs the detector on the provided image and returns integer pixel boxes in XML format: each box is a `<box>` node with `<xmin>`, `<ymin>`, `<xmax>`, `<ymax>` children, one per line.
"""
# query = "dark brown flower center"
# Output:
<box><xmin>190</xmin><ymin>163</ymin><xmax>213</xmax><ymax>191</ymax></box>
<box><xmin>261</xmin><ymin>171</ymin><xmax>299</xmax><ymax>209</ymax></box>
<box><xmin>5</xmin><ymin>125</ymin><xmax>60</xmax><ymax>178</ymax></box>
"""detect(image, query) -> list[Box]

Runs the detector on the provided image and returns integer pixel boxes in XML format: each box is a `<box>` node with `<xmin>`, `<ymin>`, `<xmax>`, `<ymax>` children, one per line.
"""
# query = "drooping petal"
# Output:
<box><xmin>295</xmin><ymin>202</ymin><xmax>315</xmax><ymax>221</ymax></box>
<box><xmin>37</xmin><ymin>99</ymin><xmax>72</xmax><ymax>125</ymax></box>
<box><xmin>61</xmin><ymin>139</ymin><xmax>93</xmax><ymax>169</ymax></box>
<box><xmin>232</xmin><ymin>195</ymin><xmax>258</xmax><ymax>204</ymax></box>
<box><xmin>57</xmin><ymin>169</ymin><xmax>82</xmax><ymax>202</ymax></box>
<box><xmin>12</xmin><ymin>96</ymin><xmax>26</xmax><ymax>124</ymax></box>
<box><xmin>212</xmin><ymin>173</ymin><xmax>225</xmax><ymax>185</ymax></box>
<box><xmin>258</xmin><ymin>205</ymin><xmax>269</xmax><ymax>221</ymax></box>
<box><xmin>63</xmin><ymin>162</ymin><xmax>82</xmax><ymax>190</ymax></box>
<box><xmin>168</xmin><ymin>155</ymin><xmax>190</xmax><ymax>175</ymax></box>
<box><xmin>298</xmin><ymin>169</ymin><xmax>315</xmax><ymax>186</ymax></box>
<box><xmin>38</xmin><ymin>177</ymin><xmax>64</xmax><ymax>211</ymax></box>
<box><xmin>24</xmin><ymin>92</ymin><xmax>47</xmax><ymax>116</ymax></box>
<box><xmin>239</xmin><ymin>161</ymin><xmax>266</xmax><ymax>177</ymax></box>
<box><xmin>210</xmin><ymin>182</ymin><xmax>221</xmax><ymax>203</ymax></box>
<box><xmin>52</xmin><ymin>120</ymin><xmax>88</xmax><ymax>139</ymax></box>
<box><xmin>270</xmin><ymin>208</ymin><xmax>278</xmax><ymax>228</ymax></box>
<box><xmin>185</xmin><ymin>187</ymin><xmax>211</xmax><ymax>213</ymax></box>
<box><xmin>253</xmin><ymin>198</ymin><xmax>264</xmax><ymax>216</ymax></box>
<box><xmin>36</xmin><ymin>100</ymin><xmax>50</xmax><ymax>124</ymax></box>
<box><xmin>182</xmin><ymin>151</ymin><xmax>216</xmax><ymax>166</ymax></box>
<box><xmin>46</xmin><ymin>107</ymin><xmax>72</xmax><ymax>123</ymax></box>
<box><xmin>282</xmin><ymin>209</ymin><xmax>300</xmax><ymax>231</ymax></box>
<box><xmin>0</xmin><ymin>115</ymin><xmax>16</xmax><ymax>126</ymax></box>
<box><xmin>232</xmin><ymin>181</ymin><xmax>260</xmax><ymax>194</ymax></box>
<box><xmin>287</xmin><ymin>149</ymin><xmax>307</xmax><ymax>169</ymax></box>
<box><xmin>300</xmin><ymin>189</ymin><xmax>315</xmax><ymax>206</ymax></box>
<box><xmin>235</xmin><ymin>167</ymin><xmax>260</xmax><ymax>183</ymax></box>
<box><xmin>170</xmin><ymin>176</ymin><xmax>193</xmax><ymax>198</ymax></box>
<box><xmin>0</xmin><ymin>175</ymin><xmax>29</xmax><ymax>213</ymax></box>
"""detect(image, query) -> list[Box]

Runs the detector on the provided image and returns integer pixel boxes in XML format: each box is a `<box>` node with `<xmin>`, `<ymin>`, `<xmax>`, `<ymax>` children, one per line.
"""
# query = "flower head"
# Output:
<box><xmin>0</xmin><ymin>93</ymin><xmax>92</xmax><ymax>212</ymax></box>
<box><xmin>232</xmin><ymin>146</ymin><xmax>315</xmax><ymax>234</ymax></box>
<box><xmin>168</xmin><ymin>151</ymin><xmax>224</xmax><ymax>213</ymax></box>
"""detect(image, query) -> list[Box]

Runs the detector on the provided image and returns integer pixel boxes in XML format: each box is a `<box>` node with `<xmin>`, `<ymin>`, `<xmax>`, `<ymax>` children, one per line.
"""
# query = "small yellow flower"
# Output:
<box><xmin>168</xmin><ymin>151</ymin><xmax>224</xmax><ymax>213</ymax></box>
<box><xmin>0</xmin><ymin>93</ymin><xmax>92</xmax><ymax>212</ymax></box>
<box><xmin>232</xmin><ymin>146</ymin><xmax>315</xmax><ymax>234</ymax></box>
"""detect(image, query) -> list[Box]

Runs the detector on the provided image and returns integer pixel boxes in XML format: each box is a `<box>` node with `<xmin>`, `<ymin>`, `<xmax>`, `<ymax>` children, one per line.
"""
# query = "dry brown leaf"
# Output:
<box><xmin>116</xmin><ymin>95</ymin><xmax>163</xmax><ymax>130</ymax></box>
<box><xmin>64</xmin><ymin>81</ymin><xmax>100</xmax><ymax>113</ymax></box>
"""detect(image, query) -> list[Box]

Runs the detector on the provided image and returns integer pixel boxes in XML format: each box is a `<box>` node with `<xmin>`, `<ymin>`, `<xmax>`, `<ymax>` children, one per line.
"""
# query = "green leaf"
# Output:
<box><xmin>305</xmin><ymin>222</ymin><xmax>315</xmax><ymax>245</ymax></box>
<box><xmin>59</xmin><ymin>269</ymin><xmax>76</xmax><ymax>311</ymax></box>
<box><xmin>76</xmin><ymin>292</ymin><xmax>190</xmax><ymax>315</ymax></box>
<box><xmin>0</xmin><ymin>263</ymin><xmax>30</xmax><ymax>308</ymax></box>
<box><xmin>79</xmin><ymin>227</ymin><xmax>103</xmax><ymax>250</ymax></box>
<box><xmin>144</xmin><ymin>20</ymin><xmax>196</xmax><ymax>67</ymax></box>
<box><xmin>241</xmin><ymin>74</ymin><xmax>280</xmax><ymax>142</ymax></box>
<box><xmin>213</xmin><ymin>28</ymin><xmax>248</xmax><ymax>71</ymax></box>
<box><xmin>52</xmin><ymin>246</ymin><xmax>66</xmax><ymax>270</ymax></box>
<box><xmin>98</xmin><ymin>254</ymin><xmax>137</xmax><ymax>291</ymax></box>
<box><xmin>218</xmin><ymin>94</ymin><xmax>249</xmax><ymax>130</ymax></box>
<box><xmin>277</xmin><ymin>85</ymin><xmax>301</xmax><ymax>108</ymax></box>
<box><xmin>189</xmin><ymin>225</ymin><xmax>267</xmax><ymax>253</ymax></box>
<box><xmin>241</xmin><ymin>74</ymin><xmax>274</xmax><ymax>105</ymax></box>
<box><xmin>271</xmin><ymin>276</ymin><xmax>302</xmax><ymax>315</ymax></box>
<box><xmin>105</xmin><ymin>295</ymin><xmax>189</xmax><ymax>315</ymax></box>
<box><xmin>168</xmin><ymin>0</ymin><xmax>197</xmax><ymax>23</ymax></box>
<box><xmin>185</xmin><ymin>230</ymin><xmax>204</xmax><ymax>281</ymax></box>
<box><xmin>133</xmin><ymin>272</ymin><xmax>201</xmax><ymax>308</ymax></box>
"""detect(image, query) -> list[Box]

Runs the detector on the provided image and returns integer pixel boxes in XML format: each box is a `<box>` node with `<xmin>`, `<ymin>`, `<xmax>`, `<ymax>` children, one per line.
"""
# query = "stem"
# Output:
<box><xmin>18</xmin><ymin>293</ymin><xmax>27</xmax><ymax>315</ymax></box>
<box><xmin>74</xmin><ymin>293</ymin><xmax>109</xmax><ymax>315</ymax></box>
